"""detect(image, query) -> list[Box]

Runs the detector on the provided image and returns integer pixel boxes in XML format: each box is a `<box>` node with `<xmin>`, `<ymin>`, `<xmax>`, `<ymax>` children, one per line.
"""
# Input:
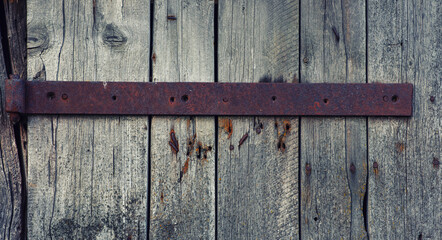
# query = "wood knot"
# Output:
<box><xmin>27</xmin><ymin>26</ymin><xmax>49</xmax><ymax>55</ymax></box>
<box><xmin>102</xmin><ymin>23</ymin><xmax>127</xmax><ymax>48</ymax></box>
<box><xmin>350</xmin><ymin>163</ymin><xmax>356</xmax><ymax>174</ymax></box>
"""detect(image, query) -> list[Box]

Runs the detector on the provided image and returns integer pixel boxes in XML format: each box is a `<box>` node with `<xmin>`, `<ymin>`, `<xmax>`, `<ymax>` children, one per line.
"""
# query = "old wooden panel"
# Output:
<box><xmin>300</xmin><ymin>0</ymin><xmax>367</xmax><ymax>239</ymax></box>
<box><xmin>217</xmin><ymin>0</ymin><xmax>299</xmax><ymax>239</ymax></box>
<box><xmin>26</xmin><ymin>1</ymin><xmax>150</xmax><ymax>239</ymax></box>
<box><xmin>367</xmin><ymin>0</ymin><xmax>441</xmax><ymax>239</ymax></box>
<box><xmin>149</xmin><ymin>0</ymin><xmax>215</xmax><ymax>239</ymax></box>
<box><xmin>0</xmin><ymin>29</ymin><xmax>23</xmax><ymax>240</ymax></box>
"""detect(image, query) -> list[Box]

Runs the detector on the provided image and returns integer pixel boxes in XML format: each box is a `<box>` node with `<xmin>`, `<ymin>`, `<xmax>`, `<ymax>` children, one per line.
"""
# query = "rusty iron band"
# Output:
<box><xmin>5</xmin><ymin>77</ymin><xmax>413</xmax><ymax>117</ymax></box>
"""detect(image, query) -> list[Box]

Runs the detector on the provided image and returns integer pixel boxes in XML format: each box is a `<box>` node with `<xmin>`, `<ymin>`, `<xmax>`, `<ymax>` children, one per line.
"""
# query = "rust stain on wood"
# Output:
<box><xmin>276</xmin><ymin>120</ymin><xmax>291</xmax><ymax>152</ymax></box>
<box><xmin>277</xmin><ymin>136</ymin><xmax>286</xmax><ymax>152</ymax></box>
<box><xmin>182</xmin><ymin>158</ymin><xmax>190</xmax><ymax>175</ymax></box>
<box><xmin>283</xmin><ymin>120</ymin><xmax>291</xmax><ymax>135</ymax></box>
<box><xmin>179</xmin><ymin>158</ymin><xmax>190</xmax><ymax>183</ymax></box>
<box><xmin>201</xmin><ymin>145</ymin><xmax>212</xmax><ymax>162</ymax></box>
<box><xmin>395</xmin><ymin>142</ymin><xmax>405</xmax><ymax>153</ymax></box>
<box><xmin>219</xmin><ymin>118</ymin><xmax>233</xmax><ymax>139</ymax></box>
<box><xmin>194</xmin><ymin>142</ymin><xmax>212</xmax><ymax>162</ymax></box>
<box><xmin>373</xmin><ymin>161</ymin><xmax>379</xmax><ymax>175</ymax></box>
<box><xmin>196</xmin><ymin>141</ymin><xmax>202</xmax><ymax>159</ymax></box>
<box><xmin>186</xmin><ymin>134</ymin><xmax>197</xmax><ymax>156</ymax></box>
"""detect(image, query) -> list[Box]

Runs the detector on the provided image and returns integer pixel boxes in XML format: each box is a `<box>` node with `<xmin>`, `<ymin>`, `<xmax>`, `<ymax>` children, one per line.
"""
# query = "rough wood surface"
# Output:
<box><xmin>26</xmin><ymin>1</ymin><xmax>150</xmax><ymax>239</ymax></box>
<box><xmin>2</xmin><ymin>0</ymin><xmax>27</xmax><ymax>79</ymax></box>
<box><xmin>367</xmin><ymin>0</ymin><xmax>441</xmax><ymax>239</ymax></box>
<box><xmin>2</xmin><ymin>0</ymin><xmax>28</xmax><ymax>200</ymax></box>
<box><xmin>300</xmin><ymin>0</ymin><xmax>368</xmax><ymax>239</ymax></box>
<box><xmin>149</xmin><ymin>0</ymin><xmax>215</xmax><ymax>239</ymax></box>
<box><xmin>217</xmin><ymin>1</ymin><xmax>299</xmax><ymax>239</ymax></box>
<box><xmin>0</xmin><ymin>29</ymin><xmax>23</xmax><ymax>240</ymax></box>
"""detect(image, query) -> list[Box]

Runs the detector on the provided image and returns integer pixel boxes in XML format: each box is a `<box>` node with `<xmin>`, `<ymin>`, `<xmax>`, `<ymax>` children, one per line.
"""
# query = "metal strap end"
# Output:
<box><xmin>5</xmin><ymin>76</ymin><xmax>25</xmax><ymax>123</ymax></box>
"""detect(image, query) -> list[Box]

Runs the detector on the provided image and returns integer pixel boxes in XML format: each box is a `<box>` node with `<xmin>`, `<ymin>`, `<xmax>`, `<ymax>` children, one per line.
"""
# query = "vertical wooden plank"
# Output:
<box><xmin>2</xmin><ymin>0</ymin><xmax>27</xmax><ymax>79</ymax></box>
<box><xmin>2</xmin><ymin>0</ymin><xmax>28</xmax><ymax>198</ymax></box>
<box><xmin>26</xmin><ymin>1</ymin><xmax>150</xmax><ymax>239</ymax></box>
<box><xmin>300</xmin><ymin>0</ymin><xmax>367</xmax><ymax>239</ymax></box>
<box><xmin>0</xmin><ymin>29</ymin><xmax>23</xmax><ymax>240</ymax></box>
<box><xmin>149</xmin><ymin>0</ymin><xmax>215</xmax><ymax>239</ymax></box>
<box><xmin>217</xmin><ymin>0</ymin><xmax>299</xmax><ymax>239</ymax></box>
<box><xmin>1</xmin><ymin>2</ymin><xmax>28</xmax><ymax>238</ymax></box>
<box><xmin>367</xmin><ymin>0</ymin><xmax>441</xmax><ymax>239</ymax></box>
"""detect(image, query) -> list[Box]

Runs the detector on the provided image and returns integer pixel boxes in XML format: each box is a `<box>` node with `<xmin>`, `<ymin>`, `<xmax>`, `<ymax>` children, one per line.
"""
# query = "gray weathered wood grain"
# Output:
<box><xmin>0</xmin><ymin>29</ymin><xmax>23</xmax><ymax>240</ymax></box>
<box><xmin>26</xmin><ymin>1</ymin><xmax>150</xmax><ymax>238</ymax></box>
<box><xmin>367</xmin><ymin>0</ymin><xmax>441</xmax><ymax>239</ymax></box>
<box><xmin>217</xmin><ymin>0</ymin><xmax>299</xmax><ymax>239</ymax></box>
<box><xmin>300</xmin><ymin>0</ymin><xmax>368</xmax><ymax>239</ymax></box>
<box><xmin>149</xmin><ymin>0</ymin><xmax>215</xmax><ymax>239</ymax></box>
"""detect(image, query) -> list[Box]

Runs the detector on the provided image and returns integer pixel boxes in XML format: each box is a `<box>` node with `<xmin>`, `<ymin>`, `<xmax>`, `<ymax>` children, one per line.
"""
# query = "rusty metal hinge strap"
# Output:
<box><xmin>5</xmin><ymin>77</ymin><xmax>413</xmax><ymax>119</ymax></box>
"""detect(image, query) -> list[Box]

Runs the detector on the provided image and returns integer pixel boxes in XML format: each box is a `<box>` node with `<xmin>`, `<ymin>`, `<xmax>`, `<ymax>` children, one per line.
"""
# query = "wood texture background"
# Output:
<box><xmin>0</xmin><ymin>0</ymin><xmax>439</xmax><ymax>239</ymax></box>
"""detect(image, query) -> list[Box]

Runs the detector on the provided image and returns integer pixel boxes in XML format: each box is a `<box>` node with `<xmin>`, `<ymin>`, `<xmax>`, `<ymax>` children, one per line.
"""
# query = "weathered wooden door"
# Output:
<box><xmin>0</xmin><ymin>0</ymin><xmax>437</xmax><ymax>239</ymax></box>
